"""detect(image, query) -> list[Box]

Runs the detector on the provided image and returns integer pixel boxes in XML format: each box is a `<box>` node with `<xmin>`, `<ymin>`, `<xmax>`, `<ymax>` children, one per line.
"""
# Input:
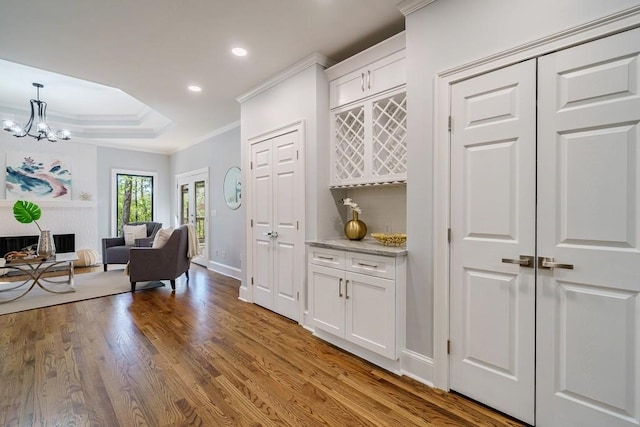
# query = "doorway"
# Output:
<box><xmin>177</xmin><ymin>169</ymin><xmax>208</xmax><ymax>267</ymax></box>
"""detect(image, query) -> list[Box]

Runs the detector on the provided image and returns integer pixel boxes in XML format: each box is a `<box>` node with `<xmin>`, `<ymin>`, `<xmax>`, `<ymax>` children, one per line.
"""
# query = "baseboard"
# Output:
<box><xmin>208</xmin><ymin>260</ymin><xmax>242</xmax><ymax>280</ymax></box>
<box><xmin>401</xmin><ymin>349</ymin><xmax>435</xmax><ymax>387</ymax></box>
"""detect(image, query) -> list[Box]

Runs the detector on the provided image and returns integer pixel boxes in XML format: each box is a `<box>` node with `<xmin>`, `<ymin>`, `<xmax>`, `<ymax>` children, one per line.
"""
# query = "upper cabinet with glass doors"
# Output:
<box><xmin>326</xmin><ymin>32</ymin><xmax>407</xmax><ymax>188</ymax></box>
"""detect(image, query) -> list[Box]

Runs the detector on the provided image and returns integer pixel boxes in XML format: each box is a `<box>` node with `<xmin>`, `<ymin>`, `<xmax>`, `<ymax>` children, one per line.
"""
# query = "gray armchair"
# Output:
<box><xmin>102</xmin><ymin>221</ymin><xmax>162</xmax><ymax>271</ymax></box>
<box><xmin>128</xmin><ymin>224</ymin><xmax>190</xmax><ymax>292</ymax></box>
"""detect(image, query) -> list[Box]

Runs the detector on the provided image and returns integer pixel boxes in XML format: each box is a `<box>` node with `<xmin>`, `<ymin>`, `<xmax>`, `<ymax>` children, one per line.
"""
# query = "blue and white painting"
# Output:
<box><xmin>6</xmin><ymin>153</ymin><xmax>71</xmax><ymax>200</ymax></box>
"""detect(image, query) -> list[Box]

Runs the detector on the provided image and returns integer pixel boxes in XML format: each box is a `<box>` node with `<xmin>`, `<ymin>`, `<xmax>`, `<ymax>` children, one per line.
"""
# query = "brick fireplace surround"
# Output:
<box><xmin>0</xmin><ymin>201</ymin><xmax>98</xmax><ymax>255</ymax></box>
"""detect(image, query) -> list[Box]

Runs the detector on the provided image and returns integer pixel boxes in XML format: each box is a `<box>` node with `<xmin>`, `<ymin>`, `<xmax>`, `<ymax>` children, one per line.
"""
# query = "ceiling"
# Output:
<box><xmin>0</xmin><ymin>0</ymin><xmax>405</xmax><ymax>154</ymax></box>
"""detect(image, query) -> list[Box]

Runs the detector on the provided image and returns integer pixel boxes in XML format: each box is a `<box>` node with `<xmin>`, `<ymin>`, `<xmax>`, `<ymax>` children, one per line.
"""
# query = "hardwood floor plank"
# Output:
<box><xmin>0</xmin><ymin>265</ymin><xmax>524</xmax><ymax>426</ymax></box>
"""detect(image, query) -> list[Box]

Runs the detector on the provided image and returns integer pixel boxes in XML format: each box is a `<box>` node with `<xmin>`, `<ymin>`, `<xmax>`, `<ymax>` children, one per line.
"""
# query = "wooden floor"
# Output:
<box><xmin>0</xmin><ymin>265</ymin><xmax>524</xmax><ymax>427</ymax></box>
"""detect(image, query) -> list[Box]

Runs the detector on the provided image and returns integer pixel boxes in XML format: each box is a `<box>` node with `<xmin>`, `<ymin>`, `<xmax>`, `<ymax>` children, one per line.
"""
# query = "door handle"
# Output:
<box><xmin>361</xmin><ymin>73</ymin><xmax>365</xmax><ymax>92</ymax></box>
<box><xmin>338</xmin><ymin>278</ymin><xmax>343</xmax><ymax>297</ymax></box>
<box><xmin>538</xmin><ymin>257</ymin><xmax>573</xmax><ymax>270</ymax></box>
<box><xmin>261</xmin><ymin>231</ymin><xmax>279</xmax><ymax>238</ymax></box>
<box><xmin>501</xmin><ymin>255</ymin><xmax>534</xmax><ymax>268</ymax></box>
<box><xmin>345</xmin><ymin>279</ymin><xmax>350</xmax><ymax>299</ymax></box>
<box><xmin>367</xmin><ymin>70</ymin><xmax>371</xmax><ymax>89</ymax></box>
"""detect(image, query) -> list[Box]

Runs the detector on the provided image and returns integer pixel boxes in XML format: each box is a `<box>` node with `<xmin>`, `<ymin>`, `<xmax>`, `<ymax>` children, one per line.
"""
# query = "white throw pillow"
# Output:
<box><xmin>0</xmin><ymin>258</ymin><xmax>6</xmax><ymax>276</ymax></box>
<box><xmin>123</xmin><ymin>224</ymin><xmax>148</xmax><ymax>246</ymax></box>
<box><xmin>152</xmin><ymin>227</ymin><xmax>174</xmax><ymax>248</ymax></box>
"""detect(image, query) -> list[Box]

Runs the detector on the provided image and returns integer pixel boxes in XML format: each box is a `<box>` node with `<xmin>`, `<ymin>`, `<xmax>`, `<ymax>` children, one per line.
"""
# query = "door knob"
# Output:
<box><xmin>262</xmin><ymin>231</ymin><xmax>279</xmax><ymax>238</ymax></box>
<box><xmin>501</xmin><ymin>255</ymin><xmax>534</xmax><ymax>268</ymax></box>
<box><xmin>538</xmin><ymin>257</ymin><xmax>573</xmax><ymax>270</ymax></box>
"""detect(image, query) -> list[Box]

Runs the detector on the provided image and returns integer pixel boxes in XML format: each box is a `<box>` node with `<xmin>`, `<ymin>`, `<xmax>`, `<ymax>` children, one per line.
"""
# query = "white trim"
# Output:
<box><xmin>208</xmin><ymin>260</ymin><xmax>242</xmax><ymax>281</ymax></box>
<box><xmin>244</xmin><ymin>120</ymin><xmax>306</xmax><ymax>323</ymax></box>
<box><xmin>175</xmin><ymin>167</ymin><xmax>209</xmax><ymax>180</ymax></box>
<box><xmin>401</xmin><ymin>349</ymin><xmax>434</xmax><ymax>387</ymax></box>
<box><xmin>397</xmin><ymin>0</ymin><xmax>437</xmax><ymax>16</ymax></box>
<box><xmin>175</xmin><ymin>168</ymin><xmax>209</xmax><ymax>263</ymax></box>
<box><xmin>237</xmin><ymin>53</ymin><xmax>335</xmax><ymax>103</ymax></box>
<box><xmin>433</xmin><ymin>7</ymin><xmax>640</xmax><ymax>391</ymax></box>
<box><xmin>110</xmin><ymin>168</ymin><xmax>158</xmax><ymax>236</ymax></box>
<box><xmin>0</xmin><ymin>200</ymin><xmax>96</xmax><ymax>208</ymax></box>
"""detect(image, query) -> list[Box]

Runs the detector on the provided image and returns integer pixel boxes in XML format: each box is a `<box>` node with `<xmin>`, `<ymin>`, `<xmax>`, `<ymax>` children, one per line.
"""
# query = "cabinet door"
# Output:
<box><xmin>345</xmin><ymin>271</ymin><xmax>396</xmax><ymax>359</ymax></box>
<box><xmin>330</xmin><ymin>70</ymin><xmax>367</xmax><ymax>109</ymax></box>
<box><xmin>309</xmin><ymin>264</ymin><xmax>345</xmax><ymax>337</ymax></box>
<box><xmin>371</xmin><ymin>90</ymin><xmax>407</xmax><ymax>183</ymax></box>
<box><xmin>368</xmin><ymin>51</ymin><xmax>405</xmax><ymax>99</ymax></box>
<box><xmin>331</xmin><ymin>104</ymin><xmax>366</xmax><ymax>186</ymax></box>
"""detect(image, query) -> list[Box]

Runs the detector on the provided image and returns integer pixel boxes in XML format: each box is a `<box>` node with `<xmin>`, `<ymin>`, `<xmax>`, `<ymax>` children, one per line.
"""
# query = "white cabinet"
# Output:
<box><xmin>308</xmin><ymin>246</ymin><xmax>404</xmax><ymax>360</ymax></box>
<box><xmin>329</xmin><ymin>50</ymin><xmax>406</xmax><ymax>109</ymax></box>
<box><xmin>326</xmin><ymin>33</ymin><xmax>407</xmax><ymax>188</ymax></box>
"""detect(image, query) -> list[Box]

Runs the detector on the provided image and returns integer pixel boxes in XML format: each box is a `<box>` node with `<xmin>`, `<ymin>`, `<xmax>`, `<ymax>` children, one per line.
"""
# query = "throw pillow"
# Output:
<box><xmin>123</xmin><ymin>224</ymin><xmax>147</xmax><ymax>246</ymax></box>
<box><xmin>152</xmin><ymin>227</ymin><xmax>174</xmax><ymax>248</ymax></box>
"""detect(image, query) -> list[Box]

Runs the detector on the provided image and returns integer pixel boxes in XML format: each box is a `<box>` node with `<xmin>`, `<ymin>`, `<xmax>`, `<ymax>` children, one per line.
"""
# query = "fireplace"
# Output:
<box><xmin>0</xmin><ymin>234</ymin><xmax>75</xmax><ymax>257</ymax></box>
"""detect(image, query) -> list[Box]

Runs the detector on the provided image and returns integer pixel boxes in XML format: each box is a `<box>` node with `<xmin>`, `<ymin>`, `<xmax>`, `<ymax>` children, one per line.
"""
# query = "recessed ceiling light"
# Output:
<box><xmin>188</xmin><ymin>85</ymin><xmax>202</xmax><ymax>92</ymax></box>
<box><xmin>232</xmin><ymin>47</ymin><xmax>248</xmax><ymax>57</ymax></box>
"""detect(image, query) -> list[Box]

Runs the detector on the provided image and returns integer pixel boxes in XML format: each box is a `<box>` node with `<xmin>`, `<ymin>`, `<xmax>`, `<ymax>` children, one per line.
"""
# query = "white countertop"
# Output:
<box><xmin>306</xmin><ymin>238</ymin><xmax>407</xmax><ymax>257</ymax></box>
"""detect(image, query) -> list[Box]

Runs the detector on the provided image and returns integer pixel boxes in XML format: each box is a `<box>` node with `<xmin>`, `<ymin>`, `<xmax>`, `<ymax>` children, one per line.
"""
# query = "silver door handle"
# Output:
<box><xmin>538</xmin><ymin>257</ymin><xmax>573</xmax><ymax>270</ymax></box>
<box><xmin>262</xmin><ymin>231</ymin><xmax>279</xmax><ymax>238</ymax></box>
<box><xmin>361</xmin><ymin>73</ymin><xmax>365</xmax><ymax>92</ymax></box>
<box><xmin>367</xmin><ymin>70</ymin><xmax>371</xmax><ymax>89</ymax></box>
<box><xmin>501</xmin><ymin>255</ymin><xmax>534</xmax><ymax>268</ymax></box>
<box><xmin>338</xmin><ymin>278</ymin><xmax>343</xmax><ymax>297</ymax></box>
<box><xmin>357</xmin><ymin>262</ymin><xmax>378</xmax><ymax>268</ymax></box>
<box><xmin>345</xmin><ymin>279</ymin><xmax>350</xmax><ymax>299</ymax></box>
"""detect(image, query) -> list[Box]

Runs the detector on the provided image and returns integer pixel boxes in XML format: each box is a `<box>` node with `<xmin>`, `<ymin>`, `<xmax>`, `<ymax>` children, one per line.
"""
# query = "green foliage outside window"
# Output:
<box><xmin>117</xmin><ymin>174</ymin><xmax>154</xmax><ymax>235</ymax></box>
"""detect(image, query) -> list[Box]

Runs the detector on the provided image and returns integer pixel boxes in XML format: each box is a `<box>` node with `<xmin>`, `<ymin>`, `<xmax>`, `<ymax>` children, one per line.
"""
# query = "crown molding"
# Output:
<box><xmin>236</xmin><ymin>52</ymin><xmax>336</xmax><ymax>104</ymax></box>
<box><xmin>397</xmin><ymin>0</ymin><xmax>438</xmax><ymax>16</ymax></box>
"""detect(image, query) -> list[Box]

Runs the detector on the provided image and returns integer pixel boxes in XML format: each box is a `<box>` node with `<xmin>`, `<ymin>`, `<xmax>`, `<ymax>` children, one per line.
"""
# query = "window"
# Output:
<box><xmin>111</xmin><ymin>169</ymin><xmax>157</xmax><ymax>235</ymax></box>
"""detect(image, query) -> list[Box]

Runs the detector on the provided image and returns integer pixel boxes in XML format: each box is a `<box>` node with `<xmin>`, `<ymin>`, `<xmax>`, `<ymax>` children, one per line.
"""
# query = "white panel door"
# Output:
<box><xmin>250</xmin><ymin>130</ymin><xmax>301</xmax><ymax>321</ymax></box>
<box><xmin>251</xmin><ymin>140</ymin><xmax>274</xmax><ymax>309</ymax></box>
<box><xmin>537</xmin><ymin>27</ymin><xmax>640</xmax><ymax>427</ymax></box>
<box><xmin>450</xmin><ymin>59</ymin><xmax>536</xmax><ymax>424</ymax></box>
<box><xmin>272</xmin><ymin>132</ymin><xmax>300</xmax><ymax>320</ymax></box>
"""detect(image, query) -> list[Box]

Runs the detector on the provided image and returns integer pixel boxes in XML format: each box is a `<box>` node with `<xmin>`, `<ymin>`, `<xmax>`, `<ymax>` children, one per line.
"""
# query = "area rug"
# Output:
<box><xmin>0</xmin><ymin>269</ymin><xmax>165</xmax><ymax>316</ymax></box>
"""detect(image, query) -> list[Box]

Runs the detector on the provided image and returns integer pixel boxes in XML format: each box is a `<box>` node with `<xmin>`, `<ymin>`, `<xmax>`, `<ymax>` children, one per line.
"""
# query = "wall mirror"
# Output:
<box><xmin>223</xmin><ymin>166</ymin><xmax>242</xmax><ymax>209</ymax></box>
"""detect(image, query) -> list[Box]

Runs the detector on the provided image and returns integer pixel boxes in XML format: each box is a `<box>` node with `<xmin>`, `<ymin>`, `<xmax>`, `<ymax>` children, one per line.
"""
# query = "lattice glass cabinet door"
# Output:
<box><xmin>372</xmin><ymin>91</ymin><xmax>407</xmax><ymax>181</ymax></box>
<box><xmin>334</xmin><ymin>105</ymin><xmax>365</xmax><ymax>184</ymax></box>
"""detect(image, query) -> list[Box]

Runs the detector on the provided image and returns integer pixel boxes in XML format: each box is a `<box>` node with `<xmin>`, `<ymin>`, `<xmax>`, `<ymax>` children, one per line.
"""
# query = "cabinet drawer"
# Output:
<box><xmin>308</xmin><ymin>247</ymin><xmax>345</xmax><ymax>269</ymax></box>
<box><xmin>346</xmin><ymin>252</ymin><xmax>395</xmax><ymax>280</ymax></box>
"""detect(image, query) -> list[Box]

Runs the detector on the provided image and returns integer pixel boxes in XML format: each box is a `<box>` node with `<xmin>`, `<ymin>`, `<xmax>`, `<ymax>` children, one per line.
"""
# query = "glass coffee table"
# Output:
<box><xmin>0</xmin><ymin>252</ymin><xmax>79</xmax><ymax>304</ymax></box>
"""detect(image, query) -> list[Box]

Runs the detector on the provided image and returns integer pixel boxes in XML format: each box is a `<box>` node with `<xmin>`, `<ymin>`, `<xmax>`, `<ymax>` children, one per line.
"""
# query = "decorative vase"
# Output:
<box><xmin>37</xmin><ymin>230</ymin><xmax>56</xmax><ymax>259</ymax></box>
<box><xmin>344</xmin><ymin>211</ymin><xmax>367</xmax><ymax>240</ymax></box>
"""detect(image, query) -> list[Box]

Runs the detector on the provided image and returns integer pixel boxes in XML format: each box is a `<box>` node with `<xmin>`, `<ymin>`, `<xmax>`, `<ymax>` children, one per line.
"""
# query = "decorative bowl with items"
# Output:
<box><xmin>370</xmin><ymin>232</ymin><xmax>407</xmax><ymax>247</ymax></box>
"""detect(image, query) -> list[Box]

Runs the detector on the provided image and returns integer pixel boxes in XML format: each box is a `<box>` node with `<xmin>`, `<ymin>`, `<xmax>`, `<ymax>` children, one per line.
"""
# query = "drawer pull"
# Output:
<box><xmin>345</xmin><ymin>279</ymin><xmax>350</xmax><ymax>299</ymax></box>
<box><xmin>338</xmin><ymin>278</ymin><xmax>343</xmax><ymax>297</ymax></box>
<box><xmin>317</xmin><ymin>255</ymin><xmax>334</xmax><ymax>261</ymax></box>
<box><xmin>357</xmin><ymin>262</ymin><xmax>378</xmax><ymax>268</ymax></box>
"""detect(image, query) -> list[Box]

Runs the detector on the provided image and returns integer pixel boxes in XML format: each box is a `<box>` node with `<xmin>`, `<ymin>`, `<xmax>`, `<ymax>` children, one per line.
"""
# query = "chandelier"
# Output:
<box><xmin>2</xmin><ymin>82</ymin><xmax>71</xmax><ymax>142</ymax></box>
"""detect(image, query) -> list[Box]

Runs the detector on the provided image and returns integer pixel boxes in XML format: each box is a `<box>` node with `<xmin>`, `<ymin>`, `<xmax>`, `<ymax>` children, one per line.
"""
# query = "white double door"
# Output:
<box><xmin>250</xmin><ymin>130</ymin><xmax>301</xmax><ymax>321</ymax></box>
<box><xmin>177</xmin><ymin>170</ymin><xmax>208</xmax><ymax>267</ymax></box>
<box><xmin>450</xmin><ymin>28</ymin><xmax>640</xmax><ymax>426</ymax></box>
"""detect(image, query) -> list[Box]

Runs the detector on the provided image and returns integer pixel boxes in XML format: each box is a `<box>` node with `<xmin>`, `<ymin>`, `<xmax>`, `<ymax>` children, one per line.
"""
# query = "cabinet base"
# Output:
<box><xmin>313</xmin><ymin>329</ymin><xmax>401</xmax><ymax>375</ymax></box>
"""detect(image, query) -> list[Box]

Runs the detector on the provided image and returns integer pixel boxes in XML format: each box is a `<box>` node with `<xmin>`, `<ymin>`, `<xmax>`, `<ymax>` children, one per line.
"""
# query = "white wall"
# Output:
<box><xmin>96</xmin><ymin>146</ymin><xmax>172</xmax><ymax>244</ymax></box>
<box><xmin>239</xmin><ymin>59</ymin><xmax>335</xmax><ymax>299</ymax></box>
<box><xmin>1</xmin><ymin>133</ymin><xmax>99</xmax><ymax>251</ymax></box>
<box><xmin>170</xmin><ymin>125</ymin><xmax>242</xmax><ymax>277</ymax></box>
<box><xmin>404</xmin><ymin>0</ymin><xmax>640</xmax><ymax>364</ymax></box>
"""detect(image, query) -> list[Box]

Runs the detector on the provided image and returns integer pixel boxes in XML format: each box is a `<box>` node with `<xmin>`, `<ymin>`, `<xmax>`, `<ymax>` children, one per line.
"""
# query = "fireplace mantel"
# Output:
<box><xmin>0</xmin><ymin>200</ymin><xmax>97</xmax><ymax>208</ymax></box>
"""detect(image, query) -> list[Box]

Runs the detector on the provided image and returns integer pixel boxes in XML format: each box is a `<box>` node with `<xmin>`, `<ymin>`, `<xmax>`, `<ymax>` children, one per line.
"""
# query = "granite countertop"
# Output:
<box><xmin>306</xmin><ymin>238</ymin><xmax>407</xmax><ymax>257</ymax></box>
